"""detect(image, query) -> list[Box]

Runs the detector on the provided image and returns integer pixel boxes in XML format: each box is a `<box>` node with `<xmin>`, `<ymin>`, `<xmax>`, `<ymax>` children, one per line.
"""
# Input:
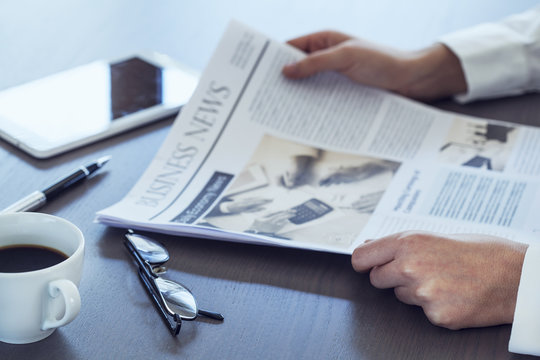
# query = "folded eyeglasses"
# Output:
<box><xmin>124</xmin><ymin>230</ymin><xmax>224</xmax><ymax>336</ymax></box>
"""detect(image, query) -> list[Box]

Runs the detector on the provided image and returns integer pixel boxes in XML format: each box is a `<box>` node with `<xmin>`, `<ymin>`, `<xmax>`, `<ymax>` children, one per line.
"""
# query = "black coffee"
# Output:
<box><xmin>0</xmin><ymin>245</ymin><xmax>68</xmax><ymax>273</ymax></box>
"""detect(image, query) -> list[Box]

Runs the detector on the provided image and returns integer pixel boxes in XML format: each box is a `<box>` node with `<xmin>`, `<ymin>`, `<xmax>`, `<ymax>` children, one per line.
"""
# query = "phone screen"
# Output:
<box><xmin>0</xmin><ymin>56</ymin><xmax>196</xmax><ymax>156</ymax></box>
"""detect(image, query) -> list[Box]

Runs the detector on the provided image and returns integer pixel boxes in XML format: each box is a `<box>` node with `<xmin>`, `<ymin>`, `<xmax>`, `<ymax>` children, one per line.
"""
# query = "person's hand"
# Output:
<box><xmin>226</xmin><ymin>197</ymin><xmax>272</xmax><ymax>214</ymax></box>
<box><xmin>282</xmin><ymin>31</ymin><xmax>467</xmax><ymax>101</ymax></box>
<box><xmin>349</xmin><ymin>190</ymin><xmax>384</xmax><ymax>213</ymax></box>
<box><xmin>318</xmin><ymin>161</ymin><xmax>393</xmax><ymax>186</ymax></box>
<box><xmin>248</xmin><ymin>209</ymin><xmax>296</xmax><ymax>234</ymax></box>
<box><xmin>281</xmin><ymin>154</ymin><xmax>317</xmax><ymax>188</ymax></box>
<box><xmin>351</xmin><ymin>231</ymin><xmax>528</xmax><ymax>329</ymax></box>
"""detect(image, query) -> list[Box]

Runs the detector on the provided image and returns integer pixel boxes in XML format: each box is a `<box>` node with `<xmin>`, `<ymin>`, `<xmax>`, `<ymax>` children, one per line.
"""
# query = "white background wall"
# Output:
<box><xmin>1</xmin><ymin>0</ymin><xmax>538</xmax><ymax>90</ymax></box>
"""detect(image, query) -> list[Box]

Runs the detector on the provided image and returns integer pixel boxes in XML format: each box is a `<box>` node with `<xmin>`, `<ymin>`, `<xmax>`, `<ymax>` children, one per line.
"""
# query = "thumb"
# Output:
<box><xmin>282</xmin><ymin>48</ymin><xmax>344</xmax><ymax>79</ymax></box>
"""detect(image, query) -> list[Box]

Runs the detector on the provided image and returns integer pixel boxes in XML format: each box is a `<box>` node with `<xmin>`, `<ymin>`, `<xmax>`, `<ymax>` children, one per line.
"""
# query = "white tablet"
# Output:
<box><xmin>0</xmin><ymin>53</ymin><xmax>198</xmax><ymax>158</ymax></box>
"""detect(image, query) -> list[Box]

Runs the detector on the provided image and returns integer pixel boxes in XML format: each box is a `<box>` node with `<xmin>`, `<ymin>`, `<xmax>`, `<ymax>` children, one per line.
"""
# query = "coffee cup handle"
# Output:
<box><xmin>41</xmin><ymin>279</ymin><xmax>81</xmax><ymax>331</ymax></box>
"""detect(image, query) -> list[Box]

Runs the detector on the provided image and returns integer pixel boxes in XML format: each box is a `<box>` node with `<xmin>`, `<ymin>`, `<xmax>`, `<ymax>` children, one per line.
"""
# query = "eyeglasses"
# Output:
<box><xmin>124</xmin><ymin>230</ymin><xmax>224</xmax><ymax>336</ymax></box>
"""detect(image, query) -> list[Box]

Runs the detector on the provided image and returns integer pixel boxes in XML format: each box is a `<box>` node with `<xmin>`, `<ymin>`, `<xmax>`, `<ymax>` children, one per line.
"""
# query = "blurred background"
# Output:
<box><xmin>1</xmin><ymin>0</ymin><xmax>538</xmax><ymax>91</ymax></box>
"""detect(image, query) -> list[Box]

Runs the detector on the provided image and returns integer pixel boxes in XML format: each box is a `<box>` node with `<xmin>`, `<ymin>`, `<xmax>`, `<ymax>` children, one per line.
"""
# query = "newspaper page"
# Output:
<box><xmin>96</xmin><ymin>21</ymin><xmax>540</xmax><ymax>254</ymax></box>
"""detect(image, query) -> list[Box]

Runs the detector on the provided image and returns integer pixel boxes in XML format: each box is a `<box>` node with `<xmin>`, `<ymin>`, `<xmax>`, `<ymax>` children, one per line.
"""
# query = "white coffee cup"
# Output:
<box><xmin>0</xmin><ymin>212</ymin><xmax>84</xmax><ymax>344</ymax></box>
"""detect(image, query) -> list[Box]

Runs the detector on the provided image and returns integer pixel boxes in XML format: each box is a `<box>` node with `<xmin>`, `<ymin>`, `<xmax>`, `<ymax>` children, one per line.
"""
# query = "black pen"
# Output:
<box><xmin>1</xmin><ymin>155</ymin><xmax>112</xmax><ymax>213</ymax></box>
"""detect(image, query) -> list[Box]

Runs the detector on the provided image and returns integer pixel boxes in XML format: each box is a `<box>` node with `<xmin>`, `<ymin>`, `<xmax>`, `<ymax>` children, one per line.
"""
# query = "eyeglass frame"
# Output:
<box><xmin>123</xmin><ymin>231</ymin><xmax>223</xmax><ymax>336</ymax></box>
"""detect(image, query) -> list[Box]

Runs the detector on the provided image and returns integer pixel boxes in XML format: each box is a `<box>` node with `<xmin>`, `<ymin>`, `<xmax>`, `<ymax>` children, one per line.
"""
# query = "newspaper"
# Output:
<box><xmin>96</xmin><ymin>21</ymin><xmax>540</xmax><ymax>254</ymax></box>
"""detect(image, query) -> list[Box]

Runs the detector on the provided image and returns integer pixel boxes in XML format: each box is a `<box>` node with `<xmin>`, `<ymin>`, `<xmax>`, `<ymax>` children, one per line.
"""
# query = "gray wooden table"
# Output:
<box><xmin>1</xmin><ymin>1</ymin><xmax>539</xmax><ymax>359</ymax></box>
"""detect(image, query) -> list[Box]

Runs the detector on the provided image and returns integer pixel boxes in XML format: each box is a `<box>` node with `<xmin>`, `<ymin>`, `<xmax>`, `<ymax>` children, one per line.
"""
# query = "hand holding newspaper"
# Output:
<box><xmin>96</xmin><ymin>21</ymin><xmax>540</xmax><ymax>254</ymax></box>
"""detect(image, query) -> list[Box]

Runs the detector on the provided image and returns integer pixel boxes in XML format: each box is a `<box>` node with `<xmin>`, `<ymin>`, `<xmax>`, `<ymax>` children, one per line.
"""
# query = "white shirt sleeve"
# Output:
<box><xmin>509</xmin><ymin>245</ymin><xmax>540</xmax><ymax>356</ymax></box>
<box><xmin>439</xmin><ymin>6</ymin><xmax>540</xmax><ymax>103</ymax></box>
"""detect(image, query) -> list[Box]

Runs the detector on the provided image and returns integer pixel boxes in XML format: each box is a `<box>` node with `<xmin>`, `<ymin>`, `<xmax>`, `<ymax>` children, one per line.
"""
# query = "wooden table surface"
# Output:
<box><xmin>1</xmin><ymin>1</ymin><xmax>539</xmax><ymax>359</ymax></box>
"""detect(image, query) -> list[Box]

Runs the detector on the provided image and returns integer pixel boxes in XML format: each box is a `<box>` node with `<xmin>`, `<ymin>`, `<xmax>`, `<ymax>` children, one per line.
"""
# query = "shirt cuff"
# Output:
<box><xmin>439</xmin><ymin>23</ymin><xmax>530</xmax><ymax>103</ymax></box>
<box><xmin>509</xmin><ymin>245</ymin><xmax>540</xmax><ymax>356</ymax></box>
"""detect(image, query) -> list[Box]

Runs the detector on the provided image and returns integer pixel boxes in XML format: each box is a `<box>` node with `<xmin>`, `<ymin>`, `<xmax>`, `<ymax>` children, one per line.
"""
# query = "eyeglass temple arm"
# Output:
<box><xmin>198</xmin><ymin>309</ymin><xmax>225</xmax><ymax>321</ymax></box>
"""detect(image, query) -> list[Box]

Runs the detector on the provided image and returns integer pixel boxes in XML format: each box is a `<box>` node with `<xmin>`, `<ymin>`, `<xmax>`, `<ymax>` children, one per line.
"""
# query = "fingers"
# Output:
<box><xmin>351</xmin><ymin>230</ymin><xmax>433</xmax><ymax>272</ymax></box>
<box><xmin>351</xmin><ymin>233</ymin><xmax>404</xmax><ymax>272</ymax></box>
<box><xmin>282</xmin><ymin>47</ymin><xmax>346</xmax><ymax>79</ymax></box>
<box><xmin>286</xmin><ymin>31</ymin><xmax>352</xmax><ymax>53</ymax></box>
<box><xmin>281</xmin><ymin>173</ymin><xmax>295</xmax><ymax>188</ymax></box>
<box><xmin>352</xmin><ymin>231</ymin><xmax>525</xmax><ymax>329</ymax></box>
<box><xmin>264</xmin><ymin>209</ymin><xmax>296</xmax><ymax>221</ymax></box>
<box><xmin>394</xmin><ymin>286</ymin><xmax>418</xmax><ymax>306</ymax></box>
<box><xmin>369</xmin><ymin>262</ymin><xmax>404</xmax><ymax>289</ymax></box>
<box><xmin>243</xmin><ymin>198</ymin><xmax>272</xmax><ymax>207</ymax></box>
<box><xmin>283</xmin><ymin>31</ymin><xmax>353</xmax><ymax>79</ymax></box>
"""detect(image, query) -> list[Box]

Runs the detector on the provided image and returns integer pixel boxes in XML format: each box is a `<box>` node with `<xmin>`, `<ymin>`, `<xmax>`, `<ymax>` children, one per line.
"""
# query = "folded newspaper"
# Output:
<box><xmin>96</xmin><ymin>21</ymin><xmax>540</xmax><ymax>254</ymax></box>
